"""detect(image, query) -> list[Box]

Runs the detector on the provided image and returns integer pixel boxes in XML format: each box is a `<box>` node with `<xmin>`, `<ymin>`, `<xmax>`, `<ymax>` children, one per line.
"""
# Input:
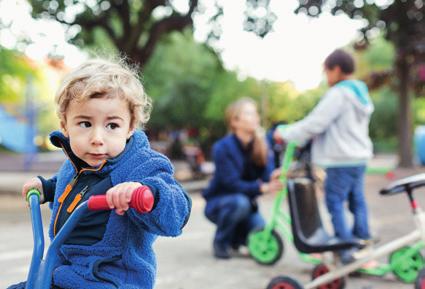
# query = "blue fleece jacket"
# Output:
<box><xmin>202</xmin><ymin>134</ymin><xmax>274</xmax><ymax>201</ymax></box>
<box><xmin>45</xmin><ymin>130</ymin><xmax>191</xmax><ymax>289</ymax></box>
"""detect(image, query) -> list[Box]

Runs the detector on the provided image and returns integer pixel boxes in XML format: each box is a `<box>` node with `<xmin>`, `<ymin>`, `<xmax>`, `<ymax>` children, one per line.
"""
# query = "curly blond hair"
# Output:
<box><xmin>55</xmin><ymin>57</ymin><xmax>152</xmax><ymax>129</ymax></box>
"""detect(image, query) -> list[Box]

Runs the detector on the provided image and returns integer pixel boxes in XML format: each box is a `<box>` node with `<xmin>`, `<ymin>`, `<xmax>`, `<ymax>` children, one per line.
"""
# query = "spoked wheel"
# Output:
<box><xmin>415</xmin><ymin>267</ymin><xmax>425</xmax><ymax>289</ymax></box>
<box><xmin>248</xmin><ymin>228</ymin><xmax>284</xmax><ymax>265</ymax></box>
<box><xmin>390</xmin><ymin>246</ymin><xmax>425</xmax><ymax>283</ymax></box>
<box><xmin>266</xmin><ymin>276</ymin><xmax>303</xmax><ymax>289</ymax></box>
<box><xmin>311</xmin><ymin>263</ymin><xmax>346</xmax><ymax>289</ymax></box>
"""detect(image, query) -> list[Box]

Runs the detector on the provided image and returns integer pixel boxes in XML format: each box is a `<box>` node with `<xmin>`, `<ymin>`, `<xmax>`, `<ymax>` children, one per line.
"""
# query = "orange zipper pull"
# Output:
<box><xmin>67</xmin><ymin>194</ymin><xmax>82</xmax><ymax>213</ymax></box>
<box><xmin>66</xmin><ymin>186</ymin><xmax>88</xmax><ymax>213</ymax></box>
<box><xmin>58</xmin><ymin>184</ymin><xmax>72</xmax><ymax>203</ymax></box>
<box><xmin>58</xmin><ymin>176</ymin><xmax>78</xmax><ymax>203</ymax></box>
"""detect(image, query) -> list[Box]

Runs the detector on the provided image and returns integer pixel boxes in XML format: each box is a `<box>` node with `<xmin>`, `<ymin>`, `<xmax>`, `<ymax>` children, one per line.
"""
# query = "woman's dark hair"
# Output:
<box><xmin>324</xmin><ymin>49</ymin><xmax>355</xmax><ymax>74</ymax></box>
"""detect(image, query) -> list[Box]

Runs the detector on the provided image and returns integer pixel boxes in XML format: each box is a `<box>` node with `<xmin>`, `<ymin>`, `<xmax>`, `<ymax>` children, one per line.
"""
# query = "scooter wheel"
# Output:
<box><xmin>266</xmin><ymin>275</ymin><xmax>304</xmax><ymax>289</ymax></box>
<box><xmin>415</xmin><ymin>267</ymin><xmax>425</xmax><ymax>289</ymax></box>
<box><xmin>311</xmin><ymin>263</ymin><xmax>346</xmax><ymax>289</ymax></box>
<box><xmin>390</xmin><ymin>246</ymin><xmax>425</xmax><ymax>283</ymax></box>
<box><xmin>248</xmin><ymin>228</ymin><xmax>284</xmax><ymax>265</ymax></box>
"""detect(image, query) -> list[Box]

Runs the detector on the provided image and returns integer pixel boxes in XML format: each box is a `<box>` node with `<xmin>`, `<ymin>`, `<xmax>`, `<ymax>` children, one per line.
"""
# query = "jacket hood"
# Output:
<box><xmin>49</xmin><ymin>130</ymin><xmax>150</xmax><ymax>173</ymax></box>
<box><xmin>335</xmin><ymin>80</ymin><xmax>374</xmax><ymax>115</ymax></box>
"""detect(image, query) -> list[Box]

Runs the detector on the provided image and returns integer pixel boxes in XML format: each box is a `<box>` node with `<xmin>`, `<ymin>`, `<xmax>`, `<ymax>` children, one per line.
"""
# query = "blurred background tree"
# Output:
<box><xmin>28</xmin><ymin>0</ymin><xmax>199</xmax><ymax>65</ymax></box>
<box><xmin>2</xmin><ymin>0</ymin><xmax>424</xmax><ymax>168</ymax></box>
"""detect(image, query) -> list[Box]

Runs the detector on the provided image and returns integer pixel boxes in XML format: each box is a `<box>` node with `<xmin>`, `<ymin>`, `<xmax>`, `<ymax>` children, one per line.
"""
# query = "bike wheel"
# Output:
<box><xmin>390</xmin><ymin>246</ymin><xmax>425</xmax><ymax>283</ymax></box>
<box><xmin>266</xmin><ymin>276</ymin><xmax>303</xmax><ymax>289</ymax></box>
<box><xmin>311</xmin><ymin>263</ymin><xmax>346</xmax><ymax>289</ymax></box>
<box><xmin>248</xmin><ymin>228</ymin><xmax>284</xmax><ymax>265</ymax></box>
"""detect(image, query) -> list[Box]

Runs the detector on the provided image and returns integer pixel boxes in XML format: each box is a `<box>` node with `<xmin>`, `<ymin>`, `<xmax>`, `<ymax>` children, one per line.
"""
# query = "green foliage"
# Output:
<box><xmin>0</xmin><ymin>45</ymin><xmax>62</xmax><ymax>138</ymax></box>
<box><xmin>203</xmin><ymin>72</ymin><xmax>244</xmax><ymax>123</ymax></box>
<box><xmin>143</xmin><ymin>31</ymin><xmax>223</xmax><ymax>130</ymax></box>
<box><xmin>0</xmin><ymin>47</ymin><xmax>37</xmax><ymax>104</ymax></box>
<box><xmin>355</xmin><ymin>37</ymin><xmax>395</xmax><ymax>78</ymax></box>
<box><xmin>282</xmin><ymin>85</ymin><xmax>325</xmax><ymax>122</ymax></box>
<box><xmin>369</xmin><ymin>87</ymin><xmax>398</xmax><ymax>147</ymax></box>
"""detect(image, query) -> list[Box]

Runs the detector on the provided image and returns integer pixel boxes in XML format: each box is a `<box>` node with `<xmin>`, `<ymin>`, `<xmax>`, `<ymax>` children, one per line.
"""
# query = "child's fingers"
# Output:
<box><xmin>107</xmin><ymin>182</ymin><xmax>142</xmax><ymax>214</ymax></box>
<box><xmin>106</xmin><ymin>188</ymin><xmax>115</xmax><ymax>209</ymax></box>
<box><xmin>118</xmin><ymin>189</ymin><xmax>129</xmax><ymax>210</ymax></box>
<box><xmin>21</xmin><ymin>178</ymin><xmax>42</xmax><ymax>200</ymax></box>
<box><xmin>22</xmin><ymin>183</ymin><xmax>33</xmax><ymax>198</ymax></box>
<box><xmin>109</xmin><ymin>185</ymin><xmax>130</xmax><ymax>211</ymax></box>
<box><xmin>21</xmin><ymin>185</ymin><xmax>29</xmax><ymax>199</ymax></box>
<box><xmin>115</xmin><ymin>208</ymin><xmax>125</xmax><ymax>215</ymax></box>
<box><xmin>111</xmin><ymin>190</ymin><xmax>122</xmax><ymax>210</ymax></box>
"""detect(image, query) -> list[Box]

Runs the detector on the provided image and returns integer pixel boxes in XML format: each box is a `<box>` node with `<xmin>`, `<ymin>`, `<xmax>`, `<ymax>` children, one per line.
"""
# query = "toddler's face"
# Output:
<box><xmin>61</xmin><ymin>97</ymin><xmax>133</xmax><ymax>167</ymax></box>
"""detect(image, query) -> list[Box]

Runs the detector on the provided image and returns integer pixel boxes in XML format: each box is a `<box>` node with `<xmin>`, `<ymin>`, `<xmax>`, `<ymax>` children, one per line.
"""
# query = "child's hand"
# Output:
<box><xmin>22</xmin><ymin>177</ymin><xmax>44</xmax><ymax>203</ymax></box>
<box><xmin>106</xmin><ymin>182</ymin><xmax>143</xmax><ymax>215</ymax></box>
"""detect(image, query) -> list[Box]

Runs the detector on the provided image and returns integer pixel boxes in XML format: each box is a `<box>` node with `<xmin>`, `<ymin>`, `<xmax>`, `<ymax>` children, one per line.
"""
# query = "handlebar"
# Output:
<box><xmin>87</xmin><ymin>185</ymin><xmax>154</xmax><ymax>213</ymax></box>
<box><xmin>26</xmin><ymin>185</ymin><xmax>154</xmax><ymax>214</ymax></box>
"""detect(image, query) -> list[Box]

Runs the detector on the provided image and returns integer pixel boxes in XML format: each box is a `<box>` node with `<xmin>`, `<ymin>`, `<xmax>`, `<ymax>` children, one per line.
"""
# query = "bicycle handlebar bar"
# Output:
<box><xmin>26</xmin><ymin>185</ymin><xmax>154</xmax><ymax>214</ymax></box>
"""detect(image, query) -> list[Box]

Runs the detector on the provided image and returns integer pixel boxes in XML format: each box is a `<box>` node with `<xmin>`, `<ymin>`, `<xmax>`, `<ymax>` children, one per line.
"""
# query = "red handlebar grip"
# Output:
<box><xmin>130</xmin><ymin>186</ymin><xmax>154</xmax><ymax>213</ymax></box>
<box><xmin>88</xmin><ymin>186</ymin><xmax>154</xmax><ymax>213</ymax></box>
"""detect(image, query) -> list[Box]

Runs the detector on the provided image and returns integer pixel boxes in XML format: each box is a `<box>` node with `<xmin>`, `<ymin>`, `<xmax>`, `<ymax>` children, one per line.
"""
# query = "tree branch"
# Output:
<box><xmin>132</xmin><ymin>14</ymin><xmax>193</xmax><ymax>65</ymax></box>
<box><xmin>111</xmin><ymin>0</ymin><xmax>131</xmax><ymax>38</ymax></box>
<box><xmin>130</xmin><ymin>0</ymin><xmax>198</xmax><ymax>64</ymax></box>
<box><xmin>125</xmin><ymin>0</ymin><xmax>165</xmax><ymax>52</ymax></box>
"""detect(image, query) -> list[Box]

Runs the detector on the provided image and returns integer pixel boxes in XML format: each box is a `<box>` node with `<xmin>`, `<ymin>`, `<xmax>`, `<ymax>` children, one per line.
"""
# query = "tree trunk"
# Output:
<box><xmin>396</xmin><ymin>52</ymin><xmax>414</xmax><ymax>167</ymax></box>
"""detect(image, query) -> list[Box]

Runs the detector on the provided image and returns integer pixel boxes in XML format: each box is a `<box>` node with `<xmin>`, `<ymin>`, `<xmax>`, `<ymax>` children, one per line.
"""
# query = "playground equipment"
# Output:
<box><xmin>23</xmin><ymin>186</ymin><xmax>153</xmax><ymax>289</ymax></box>
<box><xmin>248</xmin><ymin>140</ymin><xmax>396</xmax><ymax>267</ymax></box>
<box><xmin>0</xmin><ymin>106</ymin><xmax>36</xmax><ymax>153</ymax></box>
<box><xmin>248</xmin><ymin>142</ymin><xmax>322</xmax><ymax>266</ymax></box>
<box><xmin>266</xmin><ymin>173</ymin><xmax>425</xmax><ymax>289</ymax></box>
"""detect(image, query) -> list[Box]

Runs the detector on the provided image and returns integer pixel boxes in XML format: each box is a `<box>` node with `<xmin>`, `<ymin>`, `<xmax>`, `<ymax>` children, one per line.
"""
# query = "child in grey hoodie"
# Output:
<box><xmin>275</xmin><ymin>49</ymin><xmax>374</xmax><ymax>264</ymax></box>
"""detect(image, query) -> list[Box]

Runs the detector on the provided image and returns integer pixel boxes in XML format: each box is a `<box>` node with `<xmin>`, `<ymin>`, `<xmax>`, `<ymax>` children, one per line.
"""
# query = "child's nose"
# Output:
<box><xmin>91</xmin><ymin>128</ymin><xmax>104</xmax><ymax>145</ymax></box>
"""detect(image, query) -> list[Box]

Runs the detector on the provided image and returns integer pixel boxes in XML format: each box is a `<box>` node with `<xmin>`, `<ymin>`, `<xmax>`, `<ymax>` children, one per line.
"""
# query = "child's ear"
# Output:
<box><xmin>60</xmin><ymin>120</ymin><xmax>69</xmax><ymax>138</ymax></box>
<box><xmin>127</xmin><ymin>127</ymin><xmax>135</xmax><ymax>139</ymax></box>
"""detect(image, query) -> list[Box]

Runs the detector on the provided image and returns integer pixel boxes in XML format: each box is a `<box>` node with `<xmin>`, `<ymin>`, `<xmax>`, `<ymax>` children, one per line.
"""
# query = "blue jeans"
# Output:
<box><xmin>324</xmin><ymin>166</ymin><xmax>371</xmax><ymax>241</ymax></box>
<box><xmin>205</xmin><ymin>193</ymin><xmax>265</xmax><ymax>247</ymax></box>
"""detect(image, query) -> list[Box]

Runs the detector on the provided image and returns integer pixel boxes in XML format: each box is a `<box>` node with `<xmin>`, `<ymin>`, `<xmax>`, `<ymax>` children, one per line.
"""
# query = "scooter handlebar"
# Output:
<box><xmin>87</xmin><ymin>185</ymin><xmax>154</xmax><ymax>213</ymax></box>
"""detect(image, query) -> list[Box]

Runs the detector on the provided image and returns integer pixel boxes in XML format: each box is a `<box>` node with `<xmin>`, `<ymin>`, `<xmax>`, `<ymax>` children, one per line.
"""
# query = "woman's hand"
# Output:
<box><xmin>22</xmin><ymin>177</ymin><xmax>44</xmax><ymax>203</ymax></box>
<box><xmin>106</xmin><ymin>182</ymin><xmax>143</xmax><ymax>215</ymax></box>
<box><xmin>260</xmin><ymin>179</ymin><xmax>283</xmax><ymax>194</ymax></box>
<box><xmin>270</xmin><ymin>168</ymin><xmax>281</xmax><ymax>180</ymax></box>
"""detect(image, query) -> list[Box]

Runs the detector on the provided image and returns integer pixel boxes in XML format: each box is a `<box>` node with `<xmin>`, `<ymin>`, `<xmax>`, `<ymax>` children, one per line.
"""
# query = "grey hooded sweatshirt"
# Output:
<box><xmin>281</xmin><ymin>80</ymin><xmax>374</xmax><ymax>168</ymax></box>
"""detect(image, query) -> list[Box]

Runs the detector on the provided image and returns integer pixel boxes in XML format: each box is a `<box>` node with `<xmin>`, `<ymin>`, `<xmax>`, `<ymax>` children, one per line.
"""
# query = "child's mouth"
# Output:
<box><xmin>89</xmin><ymin>153</ymin><xmax>107</xmax><ymax>159</ymax></box>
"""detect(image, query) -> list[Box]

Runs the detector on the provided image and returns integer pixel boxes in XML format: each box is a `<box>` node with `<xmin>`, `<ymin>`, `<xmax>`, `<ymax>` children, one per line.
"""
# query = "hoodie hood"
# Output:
<box><xmin>336</xmin><ymin>79</ymin><xmax>374</xmax><ymax>115</ymax></box>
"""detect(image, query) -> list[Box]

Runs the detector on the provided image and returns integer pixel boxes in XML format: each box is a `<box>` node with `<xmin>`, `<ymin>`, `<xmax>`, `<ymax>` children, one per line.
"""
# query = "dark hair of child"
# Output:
<box><xmin>324</xmin><ymin>49</ymin><xmax>355</xmax><ymax>74</ymax></box>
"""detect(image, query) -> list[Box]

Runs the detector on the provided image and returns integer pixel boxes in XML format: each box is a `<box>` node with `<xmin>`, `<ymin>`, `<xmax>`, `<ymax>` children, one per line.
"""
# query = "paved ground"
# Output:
<box><xmin>2</xmin><ymin>163</ymin><xmax>425</xmax><ymax>288</ymax></box>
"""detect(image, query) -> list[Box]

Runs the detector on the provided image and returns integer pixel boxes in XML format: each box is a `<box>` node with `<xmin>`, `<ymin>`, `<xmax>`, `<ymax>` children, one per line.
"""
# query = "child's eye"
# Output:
<box><xmin>78</xmin><ymin>121</ymin><xmax>91</xmax><ymax>128</ymax></box>
<box><xmin>106</xmin><ymin>123</ymin><xmax>119</xmax><ymax>130</ymax></box>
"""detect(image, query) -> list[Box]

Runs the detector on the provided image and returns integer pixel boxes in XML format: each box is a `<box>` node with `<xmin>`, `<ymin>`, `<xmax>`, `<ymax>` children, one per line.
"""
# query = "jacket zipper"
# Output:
<box><xmin>53</xmin><ymin>175</ymin><xmax>79</xmax><ymax>236</ymax></box>
<box><xmin>53</xmin><ymin>160</ymin><xmax>107</xmax><ymax>236</ymax></box>
<box><xmin>66</xmin><ymin>185</ymin><xmax>89</xmax><ymax>213</ymax></box>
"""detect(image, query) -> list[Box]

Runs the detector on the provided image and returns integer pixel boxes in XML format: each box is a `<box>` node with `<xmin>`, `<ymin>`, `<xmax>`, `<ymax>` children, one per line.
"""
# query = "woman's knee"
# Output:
<box><xmin>232</xmin><ymin>194</ymin><xmax>252</xmax><ymax>218</ymax></box>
